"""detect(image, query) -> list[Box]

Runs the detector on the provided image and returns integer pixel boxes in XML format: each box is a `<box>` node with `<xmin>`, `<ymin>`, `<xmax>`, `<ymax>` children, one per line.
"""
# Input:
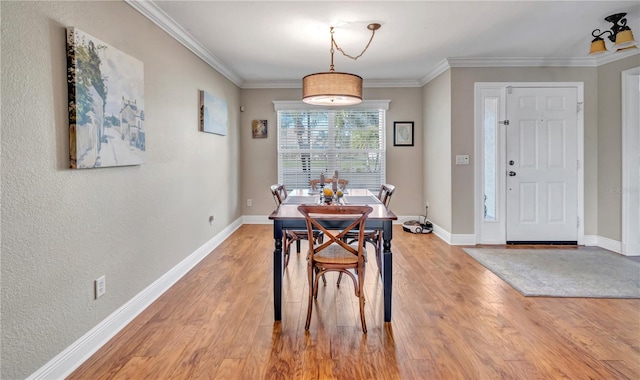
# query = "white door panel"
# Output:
<box><xmin>506</xmin><ymin>87</ymin><xmax>578</xmax><ymax>242</ymax></box>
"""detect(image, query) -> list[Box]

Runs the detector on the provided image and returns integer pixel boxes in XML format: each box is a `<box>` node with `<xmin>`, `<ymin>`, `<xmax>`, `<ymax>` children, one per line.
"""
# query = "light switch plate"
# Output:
<box><xmin>455</xmin><ymin>155</ymin><xmax>470</xmax><ymax>165</ymax></box>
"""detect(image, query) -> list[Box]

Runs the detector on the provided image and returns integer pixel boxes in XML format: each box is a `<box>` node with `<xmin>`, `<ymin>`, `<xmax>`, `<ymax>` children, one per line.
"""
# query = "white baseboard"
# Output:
<box><xmin>431</xmin><ymin>223</ymin><xmax>451</xmax><ymax>244</ymax></box>
<box><xmin>28</xmin><ymin>217</ymin><xmax>243</xmax><ymax>380</ymax></box>
<box><xmin>584</xmin><ymin>234</ymin><xmax>622</xmax><ymax>254</ymax></box>
<box><xmin>430</xmin><ymin>222</ymin><xmax>476</xmax><ymax>245</ymax></box>
<box><xmin>450</xmin><ymin>234</ymin><xmax>477</xmax><ymax>245</ymax></box>
<box><xmin>583</xmin><ymin>234</ymin><xmax>599</xmax><ymax>246</ymax></box>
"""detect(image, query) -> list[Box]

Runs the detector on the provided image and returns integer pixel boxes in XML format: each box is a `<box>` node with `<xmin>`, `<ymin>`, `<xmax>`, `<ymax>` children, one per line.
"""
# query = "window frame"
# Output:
<box><xmin>273</xmin><ymin>100</ymin><xmax>390</xmax><ymax>192</ymax></box>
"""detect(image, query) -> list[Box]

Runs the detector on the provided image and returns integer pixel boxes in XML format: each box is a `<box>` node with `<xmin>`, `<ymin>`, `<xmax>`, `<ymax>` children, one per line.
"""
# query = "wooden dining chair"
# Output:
<box><xmin>309</xmin><ymin>178</ymin><xmax>349</xmax><ymax>190</ymax></box>
<box><xmin>297</xmin><ymin>204</ymin><xmax>373</xmax><ymax>333</ymax></box>
<box><xmin>270</xmin><ymin>184</ymin><xmax>323</xmax><ymax>268</ymax></box>
<box><xmin>342</xmin><ymin>184</ymin><xmax>395</xmax><ymax>278</ymax></box>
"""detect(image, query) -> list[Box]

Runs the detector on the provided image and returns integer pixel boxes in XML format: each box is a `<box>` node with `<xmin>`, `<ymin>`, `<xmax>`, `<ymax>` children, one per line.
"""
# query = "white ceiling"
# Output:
<box><xmin>129</xmin><ymin>1</ymin><xmax>640</xmax><ymax>88</ymax></box>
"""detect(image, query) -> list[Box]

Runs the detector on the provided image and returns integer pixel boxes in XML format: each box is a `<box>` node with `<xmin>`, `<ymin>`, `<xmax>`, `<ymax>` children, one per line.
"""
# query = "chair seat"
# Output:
<box><xmin>345</xmin><ymin>230</ymin><xmax>378</xmax><ymax>239</ymax></box>
<box><xmin>314</xmin><ymin>245</ymin><xmax>359</xmax><ymax>265</ymax></box>
<box><xmin>288</xmin><ymin>230</ymin><xmax>322</xmax><ymax>239</ymax></box>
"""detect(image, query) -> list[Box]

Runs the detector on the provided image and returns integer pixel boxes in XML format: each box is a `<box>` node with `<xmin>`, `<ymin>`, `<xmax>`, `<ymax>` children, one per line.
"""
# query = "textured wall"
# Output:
<box><xmin>239</xmin><ymin>87</ymin><xmax>424</xmax><ymax>217</ymax></box>
<box><xmin>1</xmin><ymin>1</ymin><xmax>240</xmax><ymax>378</ymax></box>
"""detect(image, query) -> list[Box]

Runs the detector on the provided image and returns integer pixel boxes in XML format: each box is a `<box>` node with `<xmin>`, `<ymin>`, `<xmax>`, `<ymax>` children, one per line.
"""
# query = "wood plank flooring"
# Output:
<box><xmin>68</xmin><ymin>225</ymin><xmax>640</xmax><ymax>379</ymax></box>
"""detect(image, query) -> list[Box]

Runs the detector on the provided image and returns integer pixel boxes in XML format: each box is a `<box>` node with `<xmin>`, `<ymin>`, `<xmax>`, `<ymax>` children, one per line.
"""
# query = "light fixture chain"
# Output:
<box><xmin>332</xmin><ymin>28</ymin><xmax>377</xmax><ymax>61</ymax></box>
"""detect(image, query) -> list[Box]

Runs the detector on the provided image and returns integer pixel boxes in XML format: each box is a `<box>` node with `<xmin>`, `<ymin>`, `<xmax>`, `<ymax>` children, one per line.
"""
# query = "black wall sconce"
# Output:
<box><xmin>590</xmin><ymin>13</ymin><xmax>638</xmax><ymax>55</ymax></box>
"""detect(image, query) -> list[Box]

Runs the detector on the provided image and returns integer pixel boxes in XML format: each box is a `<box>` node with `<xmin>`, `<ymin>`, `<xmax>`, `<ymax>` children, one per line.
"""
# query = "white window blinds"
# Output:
<box><xmin>276</xmin><ymin>103</ymin><xmax>387</xmax><ymax>192</ymax></box>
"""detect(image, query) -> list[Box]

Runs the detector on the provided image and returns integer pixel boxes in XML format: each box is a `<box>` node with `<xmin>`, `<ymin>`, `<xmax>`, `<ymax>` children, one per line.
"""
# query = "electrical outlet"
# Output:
<box><xmin>95</xmin><ymin>275</ymin><xmax>106</xmax><ymax>299</ymax></box>
<box><xmin>247</xmin><ymin>199</ymin><xmax>252</xmax><ymax>207</ymax></box>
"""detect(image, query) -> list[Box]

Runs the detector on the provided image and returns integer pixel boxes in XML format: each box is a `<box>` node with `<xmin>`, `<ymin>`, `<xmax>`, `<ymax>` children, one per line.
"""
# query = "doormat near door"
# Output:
<box><xmin>462</xmin><ymin>248</ymin><xmax>640</xmax><ymax>298</ymax></box>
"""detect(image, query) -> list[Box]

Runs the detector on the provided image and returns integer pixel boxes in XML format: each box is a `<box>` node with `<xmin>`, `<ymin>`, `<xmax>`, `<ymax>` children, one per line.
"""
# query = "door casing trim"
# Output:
<box><xmin>474</xmin><ymin>82</ymin><xmax>585</xmax><ymax>245</ymax></box>
<box><xmin>621</xmin><ymin>67</ymin><xmax>640</xmax><ymax>256</ymax></box>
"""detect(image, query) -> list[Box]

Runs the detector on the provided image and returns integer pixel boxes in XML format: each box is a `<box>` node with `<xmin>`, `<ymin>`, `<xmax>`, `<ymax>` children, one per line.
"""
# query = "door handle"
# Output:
<box><xmin>508</xmin><ymin>171</ymin><xmax>516</xmax><ymax>177</ymax></box>
<box><xmin>509</xmin><ymin>160</ymin><xmax>515</xmax><ymax>166</ymax></box>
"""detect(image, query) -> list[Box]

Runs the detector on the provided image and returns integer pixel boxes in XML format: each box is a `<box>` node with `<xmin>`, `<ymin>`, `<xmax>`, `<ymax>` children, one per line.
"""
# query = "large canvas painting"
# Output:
<box><xmin>67</xmin><ymin>27</ymin><xmax>145</xmax><ymax>169</ymax></box>
<box><xmin>199</xmin><ymin>90</ymin><xmax>228</xmax><ymax>136</ymax></box>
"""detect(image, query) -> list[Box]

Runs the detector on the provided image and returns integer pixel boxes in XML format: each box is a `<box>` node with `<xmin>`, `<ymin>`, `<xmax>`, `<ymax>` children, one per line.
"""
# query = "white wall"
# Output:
<box><xmin>1</xmin><ymin>2</ymin><xmax>241</xmax><ymax>378</ymax></box>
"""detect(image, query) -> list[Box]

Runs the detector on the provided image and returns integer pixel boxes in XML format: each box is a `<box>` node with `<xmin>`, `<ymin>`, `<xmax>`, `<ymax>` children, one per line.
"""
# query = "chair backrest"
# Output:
<box><xmin>270</xmin><ymin>184</ymin><xmax>287</xmax><ymax>207</ymax></box>
<box><xmin>309</xmin><ymin>179</ymin><xmax>322</xmax><ymax>190</ymax></box>
<box><xmin>309</xmin><ymin>178</ymin><xmax>349</xmax><ymax>190</ymax></box>
<box><xmin>337</xmin><ymin>178</ymin><xmax>349</xmax><ymax>190</ymax></box>
<box><xmin>297</xmin><ymin>205</ymin><xmax>373</xmax><ymax>259</ymax></box>
<box><xmin>377</xmin><ymin>184</ymin><xmax>396</xmax><ymax>208</ymax></box>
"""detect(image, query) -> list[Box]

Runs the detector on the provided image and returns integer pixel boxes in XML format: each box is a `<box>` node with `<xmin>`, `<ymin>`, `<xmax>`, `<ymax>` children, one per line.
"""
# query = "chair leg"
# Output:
<box><xmin>358</xmin><ymin>265</ymin><xmax>367</xmax><ymax>333</ymax></box>
<box><xmin>283</xmin><ymin>237</ymin><xmax>291</xmax><ymax>268</ymax></box>
<box><xmin>305</xmin><ymin>263</ymin><xmax>314</xmax><ymax>330</ymax></box>
<box><xmin>296</xmin><ymin>239</ymin><xmax>301</xmax><ymax>253</ymax></box>
<box><xmin>336</xmin><ymin>272</ymin><xmax>343</xmax><ymax>287</ymax></box>
<box><xmin>315</xmin><ymin>267</ymin><xmax>325</xmax><ymax>297</ymax></box>
<box><xmin>375</xmin><ymin>234</ymin><xmax>383</xmax><ymax>278</ymax></box>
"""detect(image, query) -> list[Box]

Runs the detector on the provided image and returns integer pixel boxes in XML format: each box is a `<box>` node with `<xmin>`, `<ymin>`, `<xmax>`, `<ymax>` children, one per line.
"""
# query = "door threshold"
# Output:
<box><xmin>506</xmin><ymin>241</ymin><xmax>577</xmax><ymax>245</ymax></box>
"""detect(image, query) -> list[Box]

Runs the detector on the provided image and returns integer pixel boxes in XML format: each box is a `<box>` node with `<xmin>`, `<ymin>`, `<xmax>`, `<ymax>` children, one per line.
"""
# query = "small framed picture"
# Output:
<box><xmin>252</xmin><ymin>119</ymin><xmax>267</xmax><ymax>138</ymax></box>
<box><xmin>393</xmin><ymin>121</ymin><xmax>414</xmax><ymax>146</ymax></box>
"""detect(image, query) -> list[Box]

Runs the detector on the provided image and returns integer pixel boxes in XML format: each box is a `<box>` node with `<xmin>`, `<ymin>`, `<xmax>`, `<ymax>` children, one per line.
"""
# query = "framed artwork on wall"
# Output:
<box><xmin>67</xmin><ymin>27</ymin><xmax>145</xmax><ymax>169</ymax></box>
<box><xmin>199</xmin><ymin>90</ymin><xmax>228</xmax><ymax>136</ymax></box>
<box><xmin>252</xmin><ymin>119</ymin><xmax>267</xmax><ymax>138</ymax></box>
<box><xmin>393</xmin><ymin>121</ymin><xmax>414</xmax><ymax>146</ymax></box>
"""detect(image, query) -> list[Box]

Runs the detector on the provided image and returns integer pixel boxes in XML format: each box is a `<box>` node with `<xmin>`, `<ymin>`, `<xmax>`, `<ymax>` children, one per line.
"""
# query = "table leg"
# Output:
<box><xmin>273</xmin><ymin>221</ymin><xmax>284</xmax><ymax>321</ymax></box>
<box><xmin>382</xmin><ymin>220</ymin><xmax>392</xmax><ymax>322</ymax></box>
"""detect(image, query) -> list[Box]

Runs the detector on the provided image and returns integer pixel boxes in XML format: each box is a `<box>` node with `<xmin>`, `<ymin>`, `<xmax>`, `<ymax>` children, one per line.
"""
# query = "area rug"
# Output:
<box><xmin>463</xmin><ymin>248</ymin><xmax>640</xmax><ymax>298</ymax></box>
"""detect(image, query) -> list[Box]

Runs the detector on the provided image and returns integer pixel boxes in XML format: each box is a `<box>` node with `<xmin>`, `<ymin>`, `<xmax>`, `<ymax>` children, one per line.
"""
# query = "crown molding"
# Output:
<box><xmin>594</xmin><ymin>49</ymin><xmax>640</xmax><ymax>66</ymax></box>
<box><xmin>420</xmin><ymin>51</ymin><xmax>640</xmax><ymax>85</ymax></box>
<box><xmin>447</xmin><ymin>56</ymin><xmax>598</xmax><ymax>68</ymax></box>
<box><xmin>419</xmin><ymin>58</ymin><xmax>451</xmax><ymax>85</ymax></box>
<box><xmin>125</xmin><ymin>0</ymin><xmax>243</xmax><ymax>87</ymax></box>
<box><xmin>127</xmin><ymin>1</ymin><xmax>640</xmax><ymax>89</ymax></box>
<box><xmin>242</xmin><ymin>80</ymin><xmax>301</xmax><ymax>89</ymax></box>
<box><xmin>242</xmin><ymin>79</ymin><xmax>422</xmax><ymax>89</ymax></box>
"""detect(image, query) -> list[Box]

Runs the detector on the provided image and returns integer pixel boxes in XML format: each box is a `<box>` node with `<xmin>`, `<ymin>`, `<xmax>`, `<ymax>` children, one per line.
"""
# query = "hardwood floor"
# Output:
<box><xmin>68</xmin><ymin>225</ymin><xmax>640</xmax><ymax>379</ymax></box>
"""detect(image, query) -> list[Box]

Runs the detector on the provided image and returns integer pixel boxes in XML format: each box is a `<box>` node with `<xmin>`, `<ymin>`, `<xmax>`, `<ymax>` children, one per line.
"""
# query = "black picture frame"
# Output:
<box><xmin>393</xmin><ymin>121</ymin><xmax>414</xmax><ymax>146</ymax></box>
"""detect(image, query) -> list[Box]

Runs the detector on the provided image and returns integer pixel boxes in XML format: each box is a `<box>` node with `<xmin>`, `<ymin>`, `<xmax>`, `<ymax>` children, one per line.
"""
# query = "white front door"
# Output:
<box><xmin>506</xmin><ymin>87</ymin><xmax>578</xmax><ymax>243</ymax></box>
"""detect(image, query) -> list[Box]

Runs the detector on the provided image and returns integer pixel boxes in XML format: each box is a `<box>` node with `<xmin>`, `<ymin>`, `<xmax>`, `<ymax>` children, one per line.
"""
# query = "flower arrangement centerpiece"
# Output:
<box><xmin>323</xmin><ymin>187</ymin><xmax>334</xmax><ymax>204</ymax></box>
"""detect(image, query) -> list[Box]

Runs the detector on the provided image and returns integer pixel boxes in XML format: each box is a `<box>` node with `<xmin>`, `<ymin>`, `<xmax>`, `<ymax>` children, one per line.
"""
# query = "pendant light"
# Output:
<box><xmin>303</xmin><ymin>23</ymin><xmax>381</xmax><ymax>106</ymax></box>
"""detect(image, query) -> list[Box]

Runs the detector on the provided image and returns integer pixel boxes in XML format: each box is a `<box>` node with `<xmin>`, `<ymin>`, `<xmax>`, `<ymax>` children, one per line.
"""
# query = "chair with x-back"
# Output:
<box><xmin>309</xmin><ymin>178</ymin><xmax>349</xmax><ymax>191</ymax></box>
<box><xmin>342</xmin><ymin>184</ymin><xmax>395</xmax><ymax>278</ymax></box>
<box><xmin>270</xmin><ymin>184</ymin><xmax>323</xmax><ymax>268</ymax></box>
<box><xmin>297</xmin><ymin>204</ymin><xmax>373</xmax><ymax>333</ymax></box>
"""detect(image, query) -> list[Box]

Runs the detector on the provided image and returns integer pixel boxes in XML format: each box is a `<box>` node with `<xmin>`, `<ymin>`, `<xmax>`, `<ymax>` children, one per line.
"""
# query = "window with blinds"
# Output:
<box><xmin>276</xmin><ymin>106</ymin><xmax>386</xmax><ymax>191</ymax></box>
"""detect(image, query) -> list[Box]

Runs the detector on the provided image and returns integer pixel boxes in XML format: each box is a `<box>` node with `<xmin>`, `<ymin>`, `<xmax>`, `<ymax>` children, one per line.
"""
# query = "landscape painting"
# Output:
<box><xmin>199</xmin><ymin>90</ymin><xmax>228</xmax><ymax>136</ymax></box>
<box><xmin>67</xmin><ymin>27</ymin><xmax>145</xmax><ymax>169</ymax></box>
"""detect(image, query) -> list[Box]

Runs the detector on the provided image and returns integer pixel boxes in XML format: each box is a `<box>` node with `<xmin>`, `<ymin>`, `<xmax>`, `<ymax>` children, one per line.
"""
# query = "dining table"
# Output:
<box><xmin>268</xmin><ymin>188</ymin><xmax>398</xmax><ymax>322</ymax></box>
